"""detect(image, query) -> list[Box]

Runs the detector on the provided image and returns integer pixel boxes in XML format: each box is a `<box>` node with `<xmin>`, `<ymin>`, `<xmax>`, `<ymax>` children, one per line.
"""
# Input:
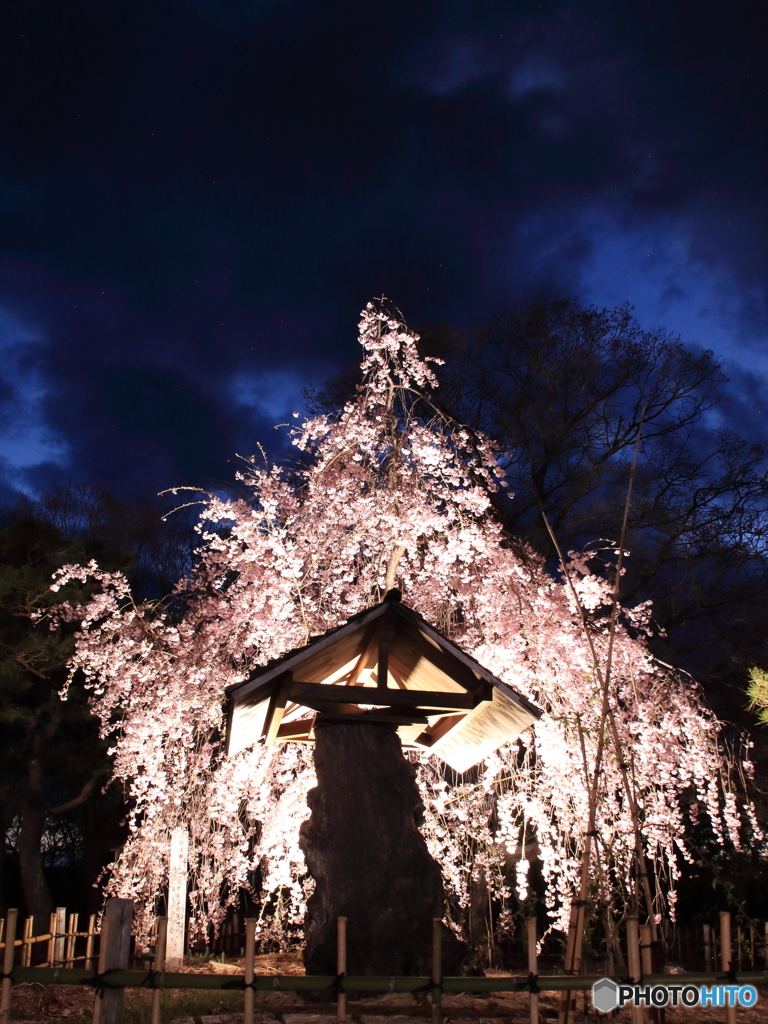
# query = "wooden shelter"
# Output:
<box><xmin>227</xmin><ymin>591</ymin><xmax>541</xmax><ymax>773</ymax></box>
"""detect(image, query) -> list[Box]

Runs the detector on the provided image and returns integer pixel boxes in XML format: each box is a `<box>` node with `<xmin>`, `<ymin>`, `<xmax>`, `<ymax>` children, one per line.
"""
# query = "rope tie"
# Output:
<box><xmin>328</xmin><ymin>972</ymin><xmax>345</xmax><ymax>996</ymax></box>
<box><xmin>412</xmin><ymin>979</ymin><xmax>443</xmax><ymax>999</ymax></box>
<box><xmin>527</xmin><ymin>972</ymin><xmax>540</xmax><ymax>994</ymax></box>
<box><xmin>90</xmin><ymin>968</ymin><xmax>123</xmax><ymax>994</ymax></box>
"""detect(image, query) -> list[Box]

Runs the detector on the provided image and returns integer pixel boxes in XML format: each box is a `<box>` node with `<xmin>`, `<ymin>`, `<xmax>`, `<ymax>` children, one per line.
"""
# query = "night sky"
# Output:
<box><xmin>0</xmin><ymin>0</ymin><xmax>766</xmax><ymax>503</ymax></box>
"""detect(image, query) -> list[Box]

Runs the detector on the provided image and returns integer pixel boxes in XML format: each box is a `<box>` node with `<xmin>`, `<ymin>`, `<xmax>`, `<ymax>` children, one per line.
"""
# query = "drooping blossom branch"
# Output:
<box><xmin>50</xmin><ymin>300</ymin><xmax>760</xmax><ymax>950</ymax></box>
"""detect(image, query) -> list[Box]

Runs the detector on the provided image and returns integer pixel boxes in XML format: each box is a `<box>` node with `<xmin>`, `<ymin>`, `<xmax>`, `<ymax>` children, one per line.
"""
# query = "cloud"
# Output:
<box><xmin>0</xmin><ymin>306</ymin><xmax>69</xmax><ymax>494</ymax></box>
<box><xmin>0</xmin><ymin>0</ymin><xmax>764</xmax><ymax>500</ymax></box>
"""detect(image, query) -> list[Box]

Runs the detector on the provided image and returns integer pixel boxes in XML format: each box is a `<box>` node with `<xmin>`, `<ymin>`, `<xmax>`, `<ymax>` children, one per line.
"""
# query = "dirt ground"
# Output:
<box><xmin>6</xmin><ymin>953</ymin><xmax>768</xmax><ymax>1023</ymax></box>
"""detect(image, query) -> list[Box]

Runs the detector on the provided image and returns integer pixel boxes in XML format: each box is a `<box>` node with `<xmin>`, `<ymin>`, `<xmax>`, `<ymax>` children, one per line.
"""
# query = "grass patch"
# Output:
<box><xmin>123</xmin><ymin>987</ymin><xmax>246</xmax><ymax>1022</ymax></box>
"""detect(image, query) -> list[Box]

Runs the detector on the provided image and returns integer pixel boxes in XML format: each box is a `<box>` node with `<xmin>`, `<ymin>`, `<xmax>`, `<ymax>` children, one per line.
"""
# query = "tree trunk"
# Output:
<box><xmin>17</xmin><ymin>802</ymin><xmax>52</xmax><ymax>930</ymax></box>
<box><xmin>18</xmin><ymin>756</ymin><xmax>53</xmax><ymax>930</ymax></box>
<box><xmin>300</xmin><ymin>718</ymin><xmax>468</xmax><ymax>976</ymax></box>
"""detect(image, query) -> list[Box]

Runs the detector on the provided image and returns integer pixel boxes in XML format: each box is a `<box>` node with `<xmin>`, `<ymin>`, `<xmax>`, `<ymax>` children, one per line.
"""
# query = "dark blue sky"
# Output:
<box><xmin>0</xmin><ymin>0</ymin><xmax>766</xmax><ymax>502</ymax></box>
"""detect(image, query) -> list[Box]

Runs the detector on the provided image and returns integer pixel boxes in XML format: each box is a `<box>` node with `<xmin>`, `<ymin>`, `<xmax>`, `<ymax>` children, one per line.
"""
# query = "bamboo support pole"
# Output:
<box><xmin>337</xmin><ymin>917</ymin><xmax>347</xmax><ymax>1024</ymax></box>
<box><xmin>151</xmin><ymin>917</ymin><xmax>167</xmax><ymax>1024</ymax></box>
<box><xmin>639</xmin><ymin>924</ymin><xmax>664</xmax><ymax>1024</ymax></box>
<box><xmin>85</xmin><ymin>915</ymin><xmax>96</xmax><ymax>971</ymax></box>
<box><xmin>22</xmin><ymin>917</ymin><xmax>33</xmax><ymax>968</ymax></box>
<box><xmin>0</xmin><ymin>909</ymin><xmax>17</xmax><ymax>1024</ymax></box>
<box><xmin>550</xmin><ymin>413</ymin><xmax>660</xmax><ymax>1024</ymax></box>
<box><xmin>431</xmin><ymin>918</ymin><xmax>442</xmax><ymax>1024</ymax></box>
<box><xmin>557</xmin><ymin>902</ymin><xmax>580</xmax><ymax>1024</ymax></box>
<box><xmin>704</xmin><ymin>924</ymin><xmax>714</xmax><ymax>971</ymax></box>
<box><xmin>639</xmin><ymin>923</ymin><xmax>653</xmax><ymax>976</ymax></box>
<box><xmin>46</xmin><ymin>912</ymin><xmax>56</xmax><ymax>967</ymax></box>
<box><xmin>244</xmin><ymin>918</ymin><xmax>256</xmax><ymax>1024</ymax></box>
<box><xmin>626</xmin><ymin>916</ymin><xmax>646</xmax><ymax>1024</ymax></box>
<box><xmin>66</xmin><ymin>913</ymin><xmax>79</xmax><ymax>968</ymax></box>
<box><xmin>526</xmin><ymin>916</ymin><xmax>538</xmax><ymax>1024</ymax></box>
<box><xmin>719</xmin><ymin>912</ymin><xmax>736</xmax><ymax>1024</ymax></box>
<box><xmin>54</xmin><ymin>907</ymin><xmax>67</xmax><ymax>967</ymax></box>
<box><xmin>487</xmin><ymin>888</ymin><xmax>495</xmax><ymax>969</ymax></box>
<box><xmin>764</xmin><ymin>922</ymin><xmax>768</xmax><ymax>970</ymax></box>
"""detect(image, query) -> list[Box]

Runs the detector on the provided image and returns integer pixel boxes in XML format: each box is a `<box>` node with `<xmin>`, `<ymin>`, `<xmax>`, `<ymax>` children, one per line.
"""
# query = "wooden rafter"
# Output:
<box><xmin>343</xmin><ymin>621</ymin><xmax>381</xmax><ymax>685</ymax></box>
<box><xmin>263</xmin><ymin>672</ymin><xmax>292</xmax><ymax>746</ymax></box>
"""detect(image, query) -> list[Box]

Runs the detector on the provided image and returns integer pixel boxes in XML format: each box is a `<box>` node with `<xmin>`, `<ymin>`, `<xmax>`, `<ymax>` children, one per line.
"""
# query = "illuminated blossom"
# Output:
<box><xmin>52</xmin><ymin>301</ymin><xmax>757</xmax><ymax>949</ymax></box>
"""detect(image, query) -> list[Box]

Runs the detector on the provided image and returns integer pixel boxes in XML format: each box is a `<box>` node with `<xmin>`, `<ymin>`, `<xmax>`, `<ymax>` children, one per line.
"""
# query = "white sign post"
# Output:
<box><xmin>166</xmin><ymin>828</ymin><xmax>189</xmax><ymax>968</ymax></box>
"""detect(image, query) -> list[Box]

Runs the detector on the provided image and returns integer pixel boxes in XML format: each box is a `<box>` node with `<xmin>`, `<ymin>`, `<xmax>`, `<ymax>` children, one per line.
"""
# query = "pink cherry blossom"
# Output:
<box><xmin>51</xmin><ymin>300</ymin><xmax>757</xmax><ymax>950</ymax></box>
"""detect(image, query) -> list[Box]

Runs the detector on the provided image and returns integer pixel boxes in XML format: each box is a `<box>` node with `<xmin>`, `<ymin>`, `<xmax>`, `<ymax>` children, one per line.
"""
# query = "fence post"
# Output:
<box><xmin>526</xmin><ymin>916</ymin><xmax>538</xmax><ymax>1024</ymax></box>
<box><xmin>719</xmin><ymin>912</ymin><xmax>736</xmax><ymax>1024</ymax></box>
<box><xmin>337</xmin><ymin>917</ymin><xmax>347</xmax><ymax>1024</ymax></box>
<box><xmin>150</xmin><ymin>916</ymin><xmax>167</xmax><ymax>1024</ymax></box>
<box><xmin>0</xmin><ymin>909</ymin><xmax>18</xmax><ymax>1024</ymax></box>
<box><xmin>431</xmin><ymin>918</ymin><xmax>442</xmax><ymax>1024</ymax></box>
<box><xmin>92</xmin><ymin>898</ymin><xmax>133</xmax><ymax>1024</ymax></box>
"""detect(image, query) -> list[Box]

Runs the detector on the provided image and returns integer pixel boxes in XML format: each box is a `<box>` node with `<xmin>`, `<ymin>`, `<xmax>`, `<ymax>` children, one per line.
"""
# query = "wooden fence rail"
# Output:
<box><xmin>2</xmin><ymin>903</ymin><xmax>768</xmax><ymax>1024</ymax></box>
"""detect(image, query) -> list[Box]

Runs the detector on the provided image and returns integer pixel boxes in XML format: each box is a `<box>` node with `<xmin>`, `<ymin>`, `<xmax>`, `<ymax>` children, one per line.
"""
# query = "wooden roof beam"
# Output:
<box><xmin>289</xmin><ymin>680</ymin><xmax>479</xmax><ymax>710</ymax></box>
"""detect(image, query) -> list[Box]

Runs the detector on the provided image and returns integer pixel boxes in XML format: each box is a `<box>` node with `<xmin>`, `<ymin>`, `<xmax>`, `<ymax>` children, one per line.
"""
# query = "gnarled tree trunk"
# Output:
<box><xmin>300</xmin><ymin>718</ymin><xmax>467</xmax><ymax>976</ymax></box>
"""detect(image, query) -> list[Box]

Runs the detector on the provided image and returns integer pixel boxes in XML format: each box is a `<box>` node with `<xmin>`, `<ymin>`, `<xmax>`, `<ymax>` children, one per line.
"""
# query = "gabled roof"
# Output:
<box><xmin>226</xmin><ymin>590</ymin><xmax>541</xmax><ymax>774</ymax></box>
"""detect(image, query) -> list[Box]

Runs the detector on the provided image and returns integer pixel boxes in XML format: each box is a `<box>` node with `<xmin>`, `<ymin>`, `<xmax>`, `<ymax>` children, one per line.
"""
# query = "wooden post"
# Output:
<box><xmin>85</xmin><ymin>914</ymin><xmax>97</xmax><ymax>970</ymax></box>
<box><xmin>703</xmin><ymin>924</ymin><xmax>714</xmax><ymax>972</ymax></box>
<box><xmin>92</xmin><ymin>897</ymin><xmax>133</xmax><ymax>1024</ymax></box>
<box><xmin>719</xmin><ymin>912</ymin><xmax>736</xmax><ymax>1024</ymax></box>
<box><xmin>0</xmin><ymin>908</ymin><xmax>18</xmax><ymax>1024</ymax></box>
<box><xmin>166</xmin><ymin>828</ymin><xmax>189</xmax><ymax>969</ymax></box>
<box><xmin>526</xmin><ymin>916</ymin><xmax>538</xmax><ymax>1024</ymax></box>
<box><xmin>244</xmin><ymin>918</ymin><xmax>257</xmax><ymax>1024</ymax></box>
<box><xmin>337</xmin><ymin>917</ymin><xmax>347</xmax><ymax>1024</ymax></box>
<box><xmin>626</xmin><ymin>915</ymin><xmax>646</xmax><ymax>1024</ymax></box>
<box><xmin>431</xmin><ymin>918</ymin><xmax>442</xmax><ymax>1024</ymax></box>
<box><xmin>151</xmin><ymin>916</ymin><xmax>167</xmax><ymax>1024</ymax></box>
